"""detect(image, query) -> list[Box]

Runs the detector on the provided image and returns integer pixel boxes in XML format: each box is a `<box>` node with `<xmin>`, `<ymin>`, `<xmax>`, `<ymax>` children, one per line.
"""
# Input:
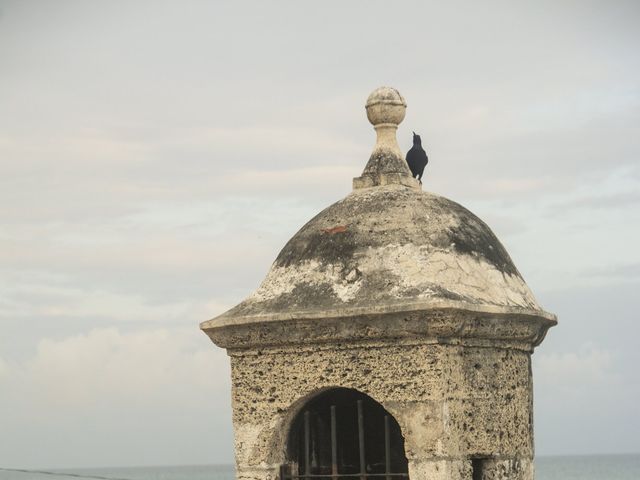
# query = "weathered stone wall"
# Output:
<box><xmin>201</xmin><ymin>86</ymin><xmax>554</xmax><ymax>480</ymax></box>
<box><xmin>228</xmin><ymin>340</ymin><xmax>533</xmax><ymax>480</ymax></box>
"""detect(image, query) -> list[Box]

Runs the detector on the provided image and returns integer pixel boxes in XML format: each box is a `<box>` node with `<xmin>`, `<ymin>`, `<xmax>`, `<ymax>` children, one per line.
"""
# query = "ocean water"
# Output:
<box><xmin>2</xmin><ymin>455</ymin><xmax>639</xmax><ymax>480</ymax></box>
<box><xmin>536</xmin><ymin>454</ymin><xmax>640</xmax><ymax>480</ymax></box>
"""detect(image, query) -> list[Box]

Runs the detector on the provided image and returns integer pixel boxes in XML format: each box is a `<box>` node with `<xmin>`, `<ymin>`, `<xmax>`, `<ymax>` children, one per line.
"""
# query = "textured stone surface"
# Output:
<box><xmin>203</xmin><ymin>186</ymin><xmax>555</xmax><ymax>330</ymax></box>
<box><xmin>226</xmin><ymin>341</ymin><xmax>533</xmax><ymax>480</ymax></box>
<box><xmin>357</xmin><ymin>86</ymin><xmax>414</xmax><ymax>188</ymax></box>
<box><xmin>200</xmin><ymin>87</ymin><xmax>555</xmax><ymax>480</ymax></box>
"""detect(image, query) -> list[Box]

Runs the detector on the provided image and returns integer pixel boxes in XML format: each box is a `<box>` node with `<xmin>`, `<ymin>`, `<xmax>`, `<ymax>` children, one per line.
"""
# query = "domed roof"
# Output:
<box><xmin>202</xmin><ymin>87</ymin><xmax>555</xmax><ymax>332</ymax></box>
<box><xmin>206</xmin><ymin>185</ymin><xmax>553</xmax><ymax>327</ymax></box>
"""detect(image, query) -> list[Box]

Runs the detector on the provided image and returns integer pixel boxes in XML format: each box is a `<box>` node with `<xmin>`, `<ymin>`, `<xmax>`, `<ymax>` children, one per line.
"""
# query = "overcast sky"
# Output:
<box><xmin>1</xmin><ymin>0</ymin><xmax>639</xmax><ymax>470</ymax></box>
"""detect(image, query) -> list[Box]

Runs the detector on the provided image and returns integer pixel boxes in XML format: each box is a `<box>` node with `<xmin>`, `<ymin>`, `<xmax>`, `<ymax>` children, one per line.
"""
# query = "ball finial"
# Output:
<box><xmin>353</xmin><ymin>87</ymin><xmax>419</xmax><ymax>190</ymax></box>
<box><xmin>365</xmin><ymin>86</ymin><xmax>407</xmax><ymax>127</ymax></box>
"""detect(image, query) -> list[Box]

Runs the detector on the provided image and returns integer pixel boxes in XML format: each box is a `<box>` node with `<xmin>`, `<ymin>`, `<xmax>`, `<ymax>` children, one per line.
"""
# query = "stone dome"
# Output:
<box><xmin>205</xmin><ymin>184</ymin><xmax>554</xmax><ymax>328</ymax></box>
<box><xmin>202</xmin><ymin>87</ymin><xmax>555</xmax><ymax>333</ymax></box>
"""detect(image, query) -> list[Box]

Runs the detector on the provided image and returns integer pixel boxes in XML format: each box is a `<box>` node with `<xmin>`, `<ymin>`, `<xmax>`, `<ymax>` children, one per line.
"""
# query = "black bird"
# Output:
<box><xmin>406</xmin><ymin>132</ymin><xmax>429</xmax><ymax>183</ymax></box>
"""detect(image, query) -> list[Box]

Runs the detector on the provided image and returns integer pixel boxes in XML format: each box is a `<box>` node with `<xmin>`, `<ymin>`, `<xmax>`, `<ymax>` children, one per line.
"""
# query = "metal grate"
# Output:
<box><xmin>281</xmin><ymin>399</ymin><xmax>409</xmax><ymax>480</ymax></box>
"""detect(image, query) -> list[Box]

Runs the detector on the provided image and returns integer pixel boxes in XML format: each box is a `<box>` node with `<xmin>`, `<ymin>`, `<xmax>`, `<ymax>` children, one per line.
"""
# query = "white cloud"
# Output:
<box><xmin>0</xmin><ymin>268</ymin><xmax>234</xmax><ymax>323</ymax></box>
<box><xmin>1</xmin><ymin>327</ymin><xmax>229</xmax><ymax>410</ymax></box>
<box><xmin>0</xmin><ymin>327</ymin><xmax>234</xmax><ymax>467</ymax></box>
<box><xmin>533</xmin><ymin>335</ymin><xmax>640</xmax><ymax>455</ymax></box>
<box><xmin>1</xmin><ymin>0</ymin><xmax>639</xmax><ymax>466</ymax></box>
<box><xmin>182</xmin><ymin>126</ymin><xmax>367</xmax><ymax>159</ymax></box>
<box><xmin>534</xmin><ymin>343</ymin><xmax>617</xmax><ymax>392</ymax></box>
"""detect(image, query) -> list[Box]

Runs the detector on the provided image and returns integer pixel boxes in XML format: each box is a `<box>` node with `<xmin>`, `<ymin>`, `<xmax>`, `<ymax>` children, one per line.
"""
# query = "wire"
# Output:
<box><xmin>0</xmin><ymin>467</ymin><xmax>132</xmax><ymax>480</ymax></box>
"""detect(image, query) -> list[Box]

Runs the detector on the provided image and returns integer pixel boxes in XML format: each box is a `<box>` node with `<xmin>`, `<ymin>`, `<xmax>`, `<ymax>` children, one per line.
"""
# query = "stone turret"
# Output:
<box><xmin>201</xmin><ymin>87</ymin><xmax>556</xmax><ymax>480</ymax></box>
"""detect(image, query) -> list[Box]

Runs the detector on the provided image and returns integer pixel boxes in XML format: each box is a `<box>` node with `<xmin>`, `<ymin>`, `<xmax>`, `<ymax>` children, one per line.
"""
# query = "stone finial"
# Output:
<box><xmin>365</xmin><ymin>86</ymin><xmax>407</xmax><ymax>133</ymax></box>
<box><xmin>353</xmin><ymin>87</ymin><xmax>419</xmax><ymax>190</ymax></box>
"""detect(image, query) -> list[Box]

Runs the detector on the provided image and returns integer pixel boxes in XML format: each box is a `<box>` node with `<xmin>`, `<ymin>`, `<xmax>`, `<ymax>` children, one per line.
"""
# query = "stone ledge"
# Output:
<box><xmin>202</xmin><ymin>305</ymin><xmax>556</xmax><ymax>351</ymax></box>
<box><xmin>353</xmin><ymin>172</ymin><xmax>421</xmax><ymax>190</ymax></box>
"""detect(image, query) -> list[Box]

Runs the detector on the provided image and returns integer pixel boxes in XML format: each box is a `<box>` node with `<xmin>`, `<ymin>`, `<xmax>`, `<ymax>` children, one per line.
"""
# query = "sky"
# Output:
<box><xmin>0</xmin><ymin>0</ymin><xmax>639</xmax><ymax>470</ymax></box>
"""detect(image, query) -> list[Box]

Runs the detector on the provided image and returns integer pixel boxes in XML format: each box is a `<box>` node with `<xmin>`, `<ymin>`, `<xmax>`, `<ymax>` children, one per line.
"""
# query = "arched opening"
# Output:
<box><xmin>281</xmin><ymin>388</ymin><xmax>409</xmax><ymax>480</ymax></box>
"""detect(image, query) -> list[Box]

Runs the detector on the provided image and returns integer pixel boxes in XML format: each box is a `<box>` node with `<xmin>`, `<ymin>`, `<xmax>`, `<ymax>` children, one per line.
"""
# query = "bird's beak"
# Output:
<box><xmin>412</xmin><ymin>131</ymin><xmax>415</xmax><ymax>135</ymax></box>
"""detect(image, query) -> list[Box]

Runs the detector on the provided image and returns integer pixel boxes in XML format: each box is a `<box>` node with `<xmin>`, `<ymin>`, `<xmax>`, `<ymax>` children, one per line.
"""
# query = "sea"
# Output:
<box><xmin>1</xmin><ymin>455</ymin><xmax>639</xmax><ymax>480</ymax></box>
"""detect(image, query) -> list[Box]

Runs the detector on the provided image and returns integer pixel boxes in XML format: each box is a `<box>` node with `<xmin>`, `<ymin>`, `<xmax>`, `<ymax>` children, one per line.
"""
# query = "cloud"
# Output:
<box><xmin>533</xmin><ymin>341</ymin><xmax>640</xmax><ymax>455</ymax></box>
<box><xmin>1</xmin><ymin>327</ymin><xmax>229</xmax><ymax>408</ymax></box>
<box><xmin>582</xmin><ymin>263</ymin><xmax>640</xmax><ymax>282</ymax></box>
<box><xmin>534</xmin><ymin>344</ymin><xmax>615</xmax><ymax>389</ymax></box>
<box><xmin>0</xmin><ymin>327</ymin><xmax>234</xmax><ymax>467</ymax></box>
<box><xmin>550</xmin><ymin>190</ymin><xmax>640</xmax><ymax>212</ymax></box>
<box><xmin>178</xmin><ymin>126</ymin><xmax>367</xmax><ymax>162</ymax></box>
<box><xmin>1</xmin><ymin>0</ymin><xmax>640</xmax><ymax>466</ymax></box>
